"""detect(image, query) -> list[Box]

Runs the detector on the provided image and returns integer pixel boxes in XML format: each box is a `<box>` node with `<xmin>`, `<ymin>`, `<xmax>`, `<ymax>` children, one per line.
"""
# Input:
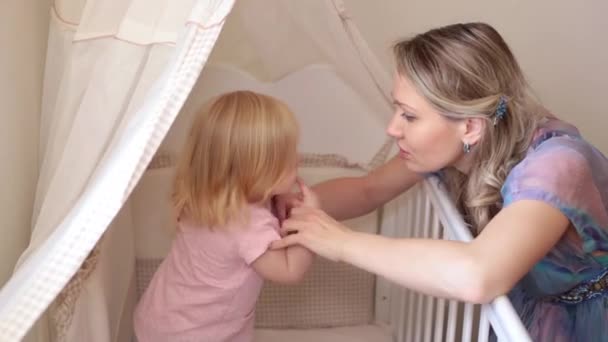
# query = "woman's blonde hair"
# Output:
<box><xmin>393</xmin><ymin>22</ymin><xmax>543</xmax><ymax>233</ymax></box>
<box><xmin>173</xmin><ymin>90</ymin><xmax>299</xmax><ymax>228</ymax></box>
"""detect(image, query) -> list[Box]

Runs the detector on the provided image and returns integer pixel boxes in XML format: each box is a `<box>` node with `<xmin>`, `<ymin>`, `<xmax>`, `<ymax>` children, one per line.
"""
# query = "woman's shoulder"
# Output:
<box><xmin>503</xmin><ymin>117</ymin><xmax>608</xmax><ymax>205</ymax></box>
<box><xmin>502</xmin><ymin>117</ymin><xmax>608</xmax><ymax>254</ymax></box>
<box><xmin>531</xmin><ymin>117</ymin><xmax>581</xmax><ymax>145</ymax></box>
<box><xmin>518</xmin><ymin>118</ymin><xmax>599</xmax><ymax>169</ymax></box>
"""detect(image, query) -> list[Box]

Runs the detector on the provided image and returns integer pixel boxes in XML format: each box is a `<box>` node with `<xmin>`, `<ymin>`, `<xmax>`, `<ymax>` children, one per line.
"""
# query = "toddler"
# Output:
<box><xmin>134</xmin><ymin>91</ymin><xmax>314</xmax><ymax>342</ymax></box>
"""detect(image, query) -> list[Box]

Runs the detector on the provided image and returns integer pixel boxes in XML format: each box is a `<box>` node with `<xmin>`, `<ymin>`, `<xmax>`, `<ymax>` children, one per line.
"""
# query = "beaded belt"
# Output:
<box><xmin>548</xmin><ymin>269</ymin><xmax>608</xmax><ymax>304</ymax></box>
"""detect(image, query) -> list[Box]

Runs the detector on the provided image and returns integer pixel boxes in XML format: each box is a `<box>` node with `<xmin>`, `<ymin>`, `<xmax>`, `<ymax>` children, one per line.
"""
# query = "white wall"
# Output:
<box><xmin>344</xmin><ymin>0</ymin><xmax>608</xmax><ymax>153</ymax></box>
<box><xmin>0</xmin><ymin>0</ymin><xmax>50</xmax><ymax>287</ymax></box>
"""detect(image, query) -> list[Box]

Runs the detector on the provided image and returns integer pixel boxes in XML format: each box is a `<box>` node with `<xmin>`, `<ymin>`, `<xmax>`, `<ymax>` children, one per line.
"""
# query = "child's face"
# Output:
<box><xmin>272</xmin><ymin>160</ymin><xmax>298</xmax><ymax>195</ymax></box>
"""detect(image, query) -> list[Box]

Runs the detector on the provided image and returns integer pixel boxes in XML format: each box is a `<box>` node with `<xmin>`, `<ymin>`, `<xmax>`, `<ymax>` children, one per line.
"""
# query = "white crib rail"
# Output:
<box><xmin>377</xmin><ymin>176</ymin><xmax>531</xmax><ymax>342</ymax></box>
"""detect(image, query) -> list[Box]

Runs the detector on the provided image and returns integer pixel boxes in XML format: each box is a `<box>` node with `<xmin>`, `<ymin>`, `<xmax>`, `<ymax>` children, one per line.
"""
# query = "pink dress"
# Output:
<box><xmin>133</xmin><ymin>204</ymin><xmax>280</xmax><ymax>342</ymax></box>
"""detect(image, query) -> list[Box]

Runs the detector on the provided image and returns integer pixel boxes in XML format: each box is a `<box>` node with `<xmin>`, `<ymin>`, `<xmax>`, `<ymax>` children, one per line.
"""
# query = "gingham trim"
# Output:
<box><xmin>147</xmin><ymin>151</ymin><xmax>377</xmax><ymax>171</ymax></box>
<box><xmin>299</xmin><ymin>153</ymin><xmax>367</xmax><ymax>170</ymax></box>
<box><xmin>147</xmin><ymin>151</ymin><xmax>175</xmax><ymax>170</ymax></box>
<box><xmin>369</xmin><ymin>138</ymin><xmax>393</xmax><ymax>170</ymax></box>
<box><xmin>0</xmin><ymin>1</ymin><xmax>234</xmax><ymax>340</ymax></box>
<box><xmin>50</xmin><ymin>244</ymin><xmax>102</xmax><ymax>340</ymax></box>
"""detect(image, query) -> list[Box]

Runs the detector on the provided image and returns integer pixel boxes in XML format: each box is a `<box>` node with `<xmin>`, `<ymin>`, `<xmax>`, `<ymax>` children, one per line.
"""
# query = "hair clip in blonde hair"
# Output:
<box><xmin>493</xmin><ymin>95</ymin><xmax>508</xmax><ymax>126</ymax></box>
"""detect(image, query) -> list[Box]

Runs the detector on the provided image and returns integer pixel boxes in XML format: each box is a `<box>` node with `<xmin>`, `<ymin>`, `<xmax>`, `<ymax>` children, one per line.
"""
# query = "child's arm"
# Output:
<box><xmin>252</xmin><ymin>246</ymin><xmax>314</xmax><ymax>284</ymax></box>
<box><xmin>252</xmin><ymin>178</ymin><xmax>317</xmax><ymax>284</ymax></box>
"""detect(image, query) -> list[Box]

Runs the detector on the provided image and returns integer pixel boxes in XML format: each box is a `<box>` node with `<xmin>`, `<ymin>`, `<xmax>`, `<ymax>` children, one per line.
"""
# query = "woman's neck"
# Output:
<box><xmin>453</xmin><ymin>152</ymin><xmax>476</xmax><ymax>174</ymax></box>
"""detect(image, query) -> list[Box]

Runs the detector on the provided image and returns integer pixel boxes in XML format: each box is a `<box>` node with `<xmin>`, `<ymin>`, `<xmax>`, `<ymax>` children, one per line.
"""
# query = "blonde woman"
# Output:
<box><xmin>273</xmin><ymin>22</ymin><xmax>608</xmax><ymax>340</ymax></box>
<box><xmin>134</xmin><ymin>91</ymin><xmax>314</xmax><ymax>342</ymax></box>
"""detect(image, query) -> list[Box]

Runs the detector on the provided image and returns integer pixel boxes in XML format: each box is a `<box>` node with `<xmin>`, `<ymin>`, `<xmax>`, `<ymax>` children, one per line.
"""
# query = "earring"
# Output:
<box><xmin>463</xmin><ymin>142</ymin><xmax>471</xmax><ymax>154</ymax></box>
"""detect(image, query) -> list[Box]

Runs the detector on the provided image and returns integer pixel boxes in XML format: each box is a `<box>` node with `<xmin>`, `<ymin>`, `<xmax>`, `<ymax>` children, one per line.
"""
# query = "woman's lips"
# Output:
<box><xmin>398</xmin><ymin>146</ymin><xmax>411</xmax><ymax>158</ymax></box>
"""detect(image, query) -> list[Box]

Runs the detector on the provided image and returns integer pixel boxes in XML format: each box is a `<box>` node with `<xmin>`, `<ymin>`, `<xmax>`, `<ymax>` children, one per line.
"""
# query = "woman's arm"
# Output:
<box><xmin>317</xmin><ymin>156</ymin><xmax>422</xmax><ymax>220</ymax></box>
<box><xmin>277</xmin><ymin>156</ymin><xmax>422</xmax><ymax>222</ymax></box>
<box><xmin>274</xmin><ymin>199</ymin><xmax>569</xmax><ymax>303</ymax></box>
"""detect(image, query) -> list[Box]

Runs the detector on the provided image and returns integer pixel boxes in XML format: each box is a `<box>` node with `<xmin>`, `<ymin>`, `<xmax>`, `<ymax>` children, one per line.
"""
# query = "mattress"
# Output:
<box><xmin>254</xmin><ymin>324</ymin><xmax>393</xmax><ymax>342</ymax></box>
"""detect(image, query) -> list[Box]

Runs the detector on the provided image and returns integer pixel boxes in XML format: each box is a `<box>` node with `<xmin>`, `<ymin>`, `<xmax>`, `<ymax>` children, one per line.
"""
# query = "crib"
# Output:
<box><xmin>103</xmin><ymin>54</ymin><xmax>533</xmax><ymax>340</ymax></box>
<box><xmin>0</xmin><ymin>0</ymin><xmax>580</xmax><ymax>340</ymax></box>
<box><xmin>4</xmin><ymin>5</ymin><xmax>533</xmax><ymax>335</ymax></box>
<box><xmin>129</xmin><ymin>156</ymin><xmax>531</xmax><ymax>342</ymax></box>
<box><xmin>27</xmin><ymin>61</ymin><xmax>533</xmax><ymax>341</ymax></box>
<box><xmin>382</xmin><ymin>178</ymin><xmax>532</xmax><ymax>342</ymax></box>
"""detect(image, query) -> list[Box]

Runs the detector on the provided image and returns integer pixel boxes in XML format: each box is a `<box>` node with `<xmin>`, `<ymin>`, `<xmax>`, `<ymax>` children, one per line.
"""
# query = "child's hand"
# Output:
<box><xmin>295</xmin><ymin>178</ymin><xmax>320</xmax><ymax>209</ymax></box>
<box><xmin>274</xmin><ymin>192</ymin><xmax>302</xmax><ymax>225</ymax></box>
<box><xmin>274</xmin><ymin>178</ymin><xmax>320</xmax><ymax>225</ymax></box>
<box><xmin>271</xmin><ymin>206</ymin><xmax>352</xmax><ymax>263</ymax></box>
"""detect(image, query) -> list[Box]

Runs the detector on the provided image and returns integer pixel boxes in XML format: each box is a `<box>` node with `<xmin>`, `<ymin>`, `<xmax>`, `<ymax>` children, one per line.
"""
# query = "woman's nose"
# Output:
<box><xmin>386</xmin><ymin>114</ymin><xmax>403</xmax><ymax>138</ymax></box>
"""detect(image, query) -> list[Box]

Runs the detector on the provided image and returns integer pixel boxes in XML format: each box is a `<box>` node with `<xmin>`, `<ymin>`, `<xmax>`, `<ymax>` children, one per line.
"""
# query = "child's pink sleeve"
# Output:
<box><xmin>237</xmin><ymin>215</ymin><xmax>281</xmax><ymax>265</ymax></box>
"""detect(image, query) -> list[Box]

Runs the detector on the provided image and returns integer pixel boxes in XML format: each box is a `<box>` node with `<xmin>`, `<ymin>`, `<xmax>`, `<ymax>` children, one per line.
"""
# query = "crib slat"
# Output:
<box><xmin>404</xmin><ymin>290</ymin><xmax>414</xmax><ymax>341</ymax></box>
<box><xmin>431</xmin><ymin>210</ymin><xmax>445</xmax><ymax>342</ymax></box>
<box><xmin>423</xmin><ymin>296</ymin><xmax>434</xmax><ymax>342</ymax></box>
<box><xmin>404</xmin><ymin>190</ymin><xmax>420</xmax><ymax>342</ymax></box>
<box><xmin>408</xmin><ymin>190</ymin><xmax>419</xmax><ymax>342</ymax></box>
<box><xmin>415</xmin><ymin>186</ymin><xmax>424</xmax><ymax>238</ymax></box>
<box><xmin>423</xmin><ymin>191</ymin><xmax>433</xmax><ymax>237</ymax></box>
<box><xmin>414</xmin><ymin>293</ymin><xmax>425</xmax><ymax>341</ymax></box>
<box><xmin>406</xmin><ymin>186</ymin><xmax>418</xmax><ymax>237</ymax></box>
<box><xmin>433</xmin><ymin>298</ymin><xmax>446</xmax><ymax>342</ymax></box>
<box><xmin>431</xmin><ymin>208</ymin><xmax>441</xmax><ymax>239</ymax></box>
<box><xmin>411</xmin><ymin>192</ymin><xmax>428</xmax><ymax>341</ymax></box>
<box><xmin>478</xmin><ymin>307</ymin><xmax>490</xmax><ymax>342</ymax></box>
<box><xmin>445</xmin><ymin>300</ymin><xmax>458</xmax><ymax>342</ymax></box>
<box><xmin>397</xmin><ymin>288</ymin><xmax>408</xmax><ymax>342</ymax></box>
<box><xmin>461</xmin><ymin>303</ymin><xmax>474</xmax><ymax>342</ymax></box>
<box><xmin>395</xmin><ymin>192</ymin><xmax>409</xmax><ymax>342</ymax></box>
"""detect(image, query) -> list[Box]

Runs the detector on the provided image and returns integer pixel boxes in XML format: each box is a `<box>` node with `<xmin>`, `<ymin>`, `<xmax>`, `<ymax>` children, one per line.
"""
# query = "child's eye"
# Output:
<box><xmin>401</xmin><ymin>112</ymin><xmax>417</xmax><ymax>122</ymax></box>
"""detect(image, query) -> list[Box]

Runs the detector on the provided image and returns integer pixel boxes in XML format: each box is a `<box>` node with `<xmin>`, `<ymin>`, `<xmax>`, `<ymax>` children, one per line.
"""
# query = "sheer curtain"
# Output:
<box><xmin>204</xmin><ymin>0</ymin><xmax>394</xmax><ymax>167</ymax></box>
<box><xmin>0</xmin><ymin>0</ymin><xmax>397</xmax><ymax>340</ymax></box>
<box><xmin>0</xmin><ymin>1</ymin><xmax>234</xmax><ymax>341</ymax></box>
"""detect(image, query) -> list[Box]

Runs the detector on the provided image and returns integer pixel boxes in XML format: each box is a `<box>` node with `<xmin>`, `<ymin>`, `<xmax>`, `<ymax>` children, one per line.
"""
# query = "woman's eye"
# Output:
<box><xmin>401</xmin><ymin>112</ymin><xmax>417</xmax><ymax>122</ymax></box>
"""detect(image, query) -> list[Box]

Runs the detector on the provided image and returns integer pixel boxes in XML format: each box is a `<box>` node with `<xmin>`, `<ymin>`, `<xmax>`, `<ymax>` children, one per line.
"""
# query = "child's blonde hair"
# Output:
<box><xmin>173</xmin><ymin>90</ymin><xmax>299</xmax><ymax>228</ymax></box>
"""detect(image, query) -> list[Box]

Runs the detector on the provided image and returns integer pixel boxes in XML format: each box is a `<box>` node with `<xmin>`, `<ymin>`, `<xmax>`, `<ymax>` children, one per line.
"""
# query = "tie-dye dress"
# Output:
<box><xmin>500</xmin><ymin>118</ymin><xmax>608</xmax><ymax>341</ymax></box>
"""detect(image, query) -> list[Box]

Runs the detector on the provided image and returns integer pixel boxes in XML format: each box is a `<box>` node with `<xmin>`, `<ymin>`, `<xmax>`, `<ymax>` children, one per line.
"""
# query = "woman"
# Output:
<box><xmin>272</xmin><ymin>22</ymin><xmax>608</xmax><ymax>340</ymax></box>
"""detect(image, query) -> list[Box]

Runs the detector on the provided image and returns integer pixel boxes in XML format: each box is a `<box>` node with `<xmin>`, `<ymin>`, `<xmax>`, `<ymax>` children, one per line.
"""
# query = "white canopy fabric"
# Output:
<box><xmin>180</xmin><ymin>0</ymin><xmax>394</xmax><ymax>167</ymax></box>
<box><xmin>0</xmin><ymin>0</ymin><xmax>234</xmax><ymax>340</ymax></box>
<box><xmin>0</xmin><ymin>0</ymin><xmax>393</xmax><ymax>341</ymax></box>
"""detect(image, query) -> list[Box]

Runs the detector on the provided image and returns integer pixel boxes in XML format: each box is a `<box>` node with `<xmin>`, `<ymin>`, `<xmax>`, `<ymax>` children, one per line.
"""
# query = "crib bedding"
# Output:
<box><xmin>131</xmin><ymin>164</ymin><xmax>383</xmax><ymax>336</ymax></box>
<box><xmin>254</xmin><ymin>324</ymin><xmax>393</xmax><ymax>342</ymax></box>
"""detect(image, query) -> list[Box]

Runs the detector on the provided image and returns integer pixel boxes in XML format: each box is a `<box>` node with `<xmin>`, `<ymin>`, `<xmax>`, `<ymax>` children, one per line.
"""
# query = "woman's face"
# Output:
<box><xmin>386</xmin><ymin>73</ymin><xmax>466</xmax><ymax>173</ymax></box>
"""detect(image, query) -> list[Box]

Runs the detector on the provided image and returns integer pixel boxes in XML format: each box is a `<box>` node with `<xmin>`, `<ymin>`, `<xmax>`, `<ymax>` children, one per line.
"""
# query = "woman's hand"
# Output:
<box><xmin>271</xmin><ymin>206</ymin><xmax>354</xmax><ymax>262</ymax></box>
<box><xmin>273</xmin><ymin>178</ymin><xmax>320</xmax><ymax>223</ymax></box>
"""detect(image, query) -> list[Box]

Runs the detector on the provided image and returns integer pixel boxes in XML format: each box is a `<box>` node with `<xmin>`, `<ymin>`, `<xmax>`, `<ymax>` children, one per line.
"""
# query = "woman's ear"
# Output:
<box><xmin>461</xmin><ymin>117</ymin><xmax>486</xmax><ymax>146</ymax></box>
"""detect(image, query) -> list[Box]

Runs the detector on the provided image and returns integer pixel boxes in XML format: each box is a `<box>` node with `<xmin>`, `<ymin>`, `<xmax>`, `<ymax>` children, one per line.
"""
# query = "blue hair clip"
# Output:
<box><xmin>493</xmin><ymin>95</ymin><xmax>508</xmax><ymax>126</ymax></box>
